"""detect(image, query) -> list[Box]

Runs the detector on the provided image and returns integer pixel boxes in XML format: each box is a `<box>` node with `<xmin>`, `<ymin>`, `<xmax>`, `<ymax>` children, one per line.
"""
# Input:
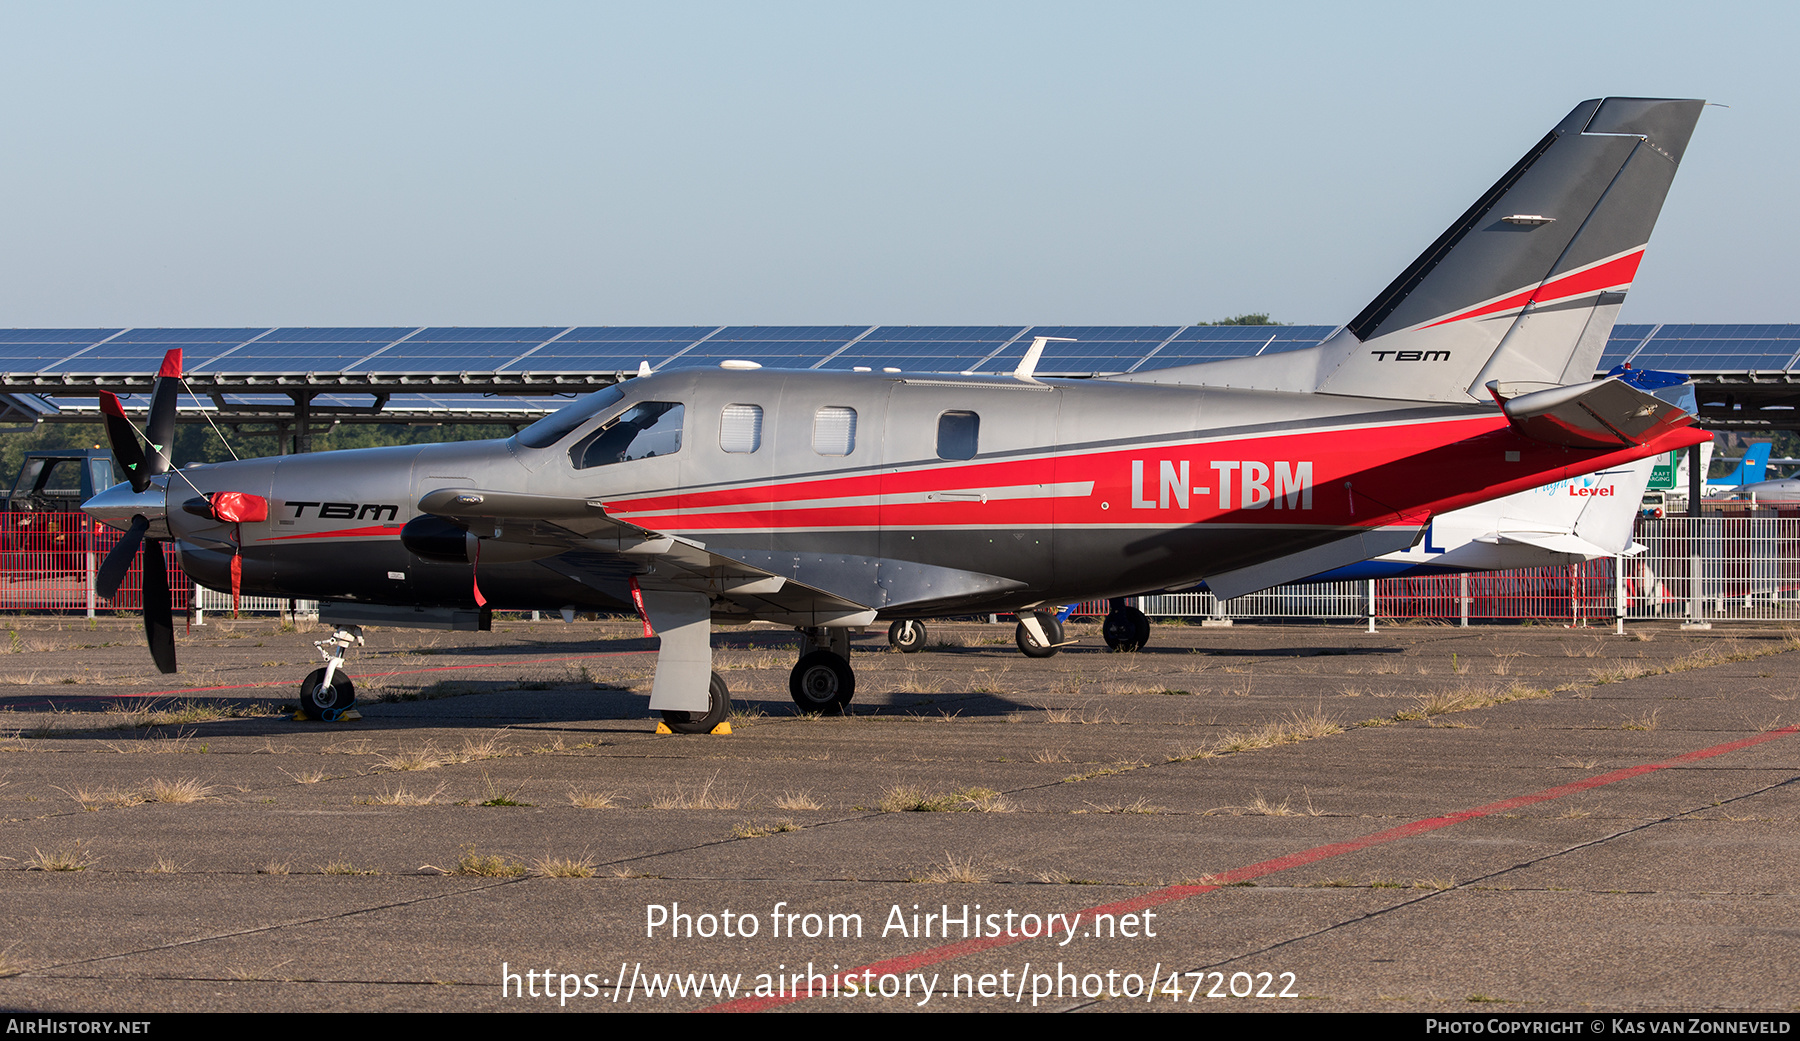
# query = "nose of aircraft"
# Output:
<box><xmin>83</xmin><ymin>477</ymin><xmax>169</xmax><ymax>536</ymax></box>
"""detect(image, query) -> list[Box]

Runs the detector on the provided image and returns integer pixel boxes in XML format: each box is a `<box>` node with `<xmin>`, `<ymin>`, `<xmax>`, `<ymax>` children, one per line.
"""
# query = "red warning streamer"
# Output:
<box><xmin>628</xmin><ymin>576</ymin><xmax>654</xmax><ymax>637</ymax></box>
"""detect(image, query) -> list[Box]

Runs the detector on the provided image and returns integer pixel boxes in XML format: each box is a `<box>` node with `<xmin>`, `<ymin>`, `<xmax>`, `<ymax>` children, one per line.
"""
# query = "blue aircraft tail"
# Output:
<box><xmin>1715</xmin><ymin>443</ymin><xmax>1771</xmax><ymax>487</ymax></box>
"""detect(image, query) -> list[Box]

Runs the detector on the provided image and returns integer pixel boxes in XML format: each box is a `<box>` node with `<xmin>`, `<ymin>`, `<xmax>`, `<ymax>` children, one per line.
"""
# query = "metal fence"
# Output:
<box><xmin>7</xmin><ymin>511</ymin><xmax>1800</xmax><ymax>626</ymax></box>
<box><xmin>1078</xmin><ymin>516</ymin><xmax>1800</xmax><ymax>626</ymax></box>
<box><xmin>0</xmin><ymin>512</ymin><xmax>190</xmax><ymax>614</ymax></box>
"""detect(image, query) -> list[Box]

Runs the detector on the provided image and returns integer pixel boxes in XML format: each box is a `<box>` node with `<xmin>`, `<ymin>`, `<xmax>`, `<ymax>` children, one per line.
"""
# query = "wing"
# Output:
<box><xmin>417</xmin><ymin>488</ymin><xmax>877</xmax><ymax>627</ymax></box>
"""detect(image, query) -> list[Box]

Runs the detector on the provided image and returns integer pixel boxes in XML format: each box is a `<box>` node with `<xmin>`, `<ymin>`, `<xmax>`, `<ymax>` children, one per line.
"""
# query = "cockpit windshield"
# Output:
<box><xmin>513</xmin><ymin>387</ymin><xmax>627</xmax><ymax>449</ymax></box>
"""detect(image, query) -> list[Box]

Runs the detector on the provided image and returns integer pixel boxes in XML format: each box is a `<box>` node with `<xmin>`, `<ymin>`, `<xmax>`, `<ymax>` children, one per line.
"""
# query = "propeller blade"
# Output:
<box><xmin>99</xmin><ymin>393</ymin><xmax>151</xmax><ymax>494</ymax></box>
<box><xmin>142</xmin><ymin>538</ymin><xmax>177</xmax><ymax>674</ymax></box>
<box><xmin>95</xmin><ymin>516</ymin><xmax>148</xmax><ymax>599</ymax></box>
<box><xmin>145</xmin><ymin>349</ymin><xmax>182</xmax><ymax>478</ymax></box>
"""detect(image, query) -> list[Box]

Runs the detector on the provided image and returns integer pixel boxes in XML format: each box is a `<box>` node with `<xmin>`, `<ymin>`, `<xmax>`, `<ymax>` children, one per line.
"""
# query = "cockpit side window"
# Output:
<box><xmin>571</xmin><ymin>401</ymin><xmax>685</xmax><ymax>469</ymax></box>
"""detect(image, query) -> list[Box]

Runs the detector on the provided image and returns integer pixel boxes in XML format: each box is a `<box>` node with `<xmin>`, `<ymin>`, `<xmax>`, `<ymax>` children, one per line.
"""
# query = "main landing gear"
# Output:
<box><xmin>661</xmin><ymin>671</ymin><xmax>731</xmax><ymax>734</ymax></box>
<box><xmin>1101</xmin><ymin>599</ymin><xmax>1151</xmax><ymax>652</ymax></box>
<box><xmin>790</xmin><ymin>626</ymin><xmax>855</xmax><ymax>714</ymax></box>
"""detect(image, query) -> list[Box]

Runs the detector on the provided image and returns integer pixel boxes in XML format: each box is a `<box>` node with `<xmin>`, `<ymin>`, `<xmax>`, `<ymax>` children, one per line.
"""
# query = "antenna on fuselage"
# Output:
<box><xmin>637</xmin><ymin>360</ymin><xmax>652</xmax><ymax>377</ymax></box>
<box><xmin>1014</xmin><ymin>336</ymin><xmax>1075</xmax><ymax>382</ymax></box>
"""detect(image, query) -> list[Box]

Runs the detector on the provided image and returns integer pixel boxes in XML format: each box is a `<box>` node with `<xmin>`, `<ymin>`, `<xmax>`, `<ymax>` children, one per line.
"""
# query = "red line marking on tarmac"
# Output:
<box><xmin>32</xmin><ymin>650</ymin><xmax>658</xmax><ymax>700</ymax></box>
<box><xmin>703</xmin><ymin>724</ymin><xmax>1800</xmax><ymax>1012</ymax></box>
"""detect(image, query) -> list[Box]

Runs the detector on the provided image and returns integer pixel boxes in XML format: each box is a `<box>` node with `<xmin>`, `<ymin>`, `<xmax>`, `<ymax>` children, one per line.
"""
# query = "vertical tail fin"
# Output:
<box><xmin>1325</xmin><ymin>97</ymin><xmax>1704</xmax><ymax>401</ymax></box>
<box><xmin>1118</xmin><ymin>98</ymin><xmax>1705</xmax><ymax>401</ymax></box>
<box><xmin>1708</xmin><ymin>442</ymin><xmax>1771</xmax><ymax>489</ymax></box>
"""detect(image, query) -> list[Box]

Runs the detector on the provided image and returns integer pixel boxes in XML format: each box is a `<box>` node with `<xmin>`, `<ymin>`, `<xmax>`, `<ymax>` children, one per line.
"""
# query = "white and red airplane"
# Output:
<box><xmin>85</xmin><ymin>97</ymin><xmax>1712</xmax><ymax>731</ymax></box>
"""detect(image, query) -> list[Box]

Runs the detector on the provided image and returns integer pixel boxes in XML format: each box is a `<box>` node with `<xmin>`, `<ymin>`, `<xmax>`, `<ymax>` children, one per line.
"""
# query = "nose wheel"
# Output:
<box><xmin>887</xmin><ymin>619</ymin><xmax>927</xmax><ymax>653</ymax></box>
<box><xmin>299</xmin><ymin>668</ymin><xmax>356</xmax><ymax>721</ymax></box>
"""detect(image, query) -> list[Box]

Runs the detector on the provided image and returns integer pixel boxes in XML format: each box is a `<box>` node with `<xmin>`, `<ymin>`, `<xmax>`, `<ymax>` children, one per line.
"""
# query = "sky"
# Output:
<box><xmin>0</xmin><ymin>1</ymin><xmax>1794</xmax><ymax>329</ymax></box>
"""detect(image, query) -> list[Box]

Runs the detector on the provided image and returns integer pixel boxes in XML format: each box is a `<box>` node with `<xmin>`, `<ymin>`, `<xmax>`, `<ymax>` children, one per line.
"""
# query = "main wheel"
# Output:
<box><xmin>661</xmin><ymin>671</ymin><xmax>731</xmax><ymax>734</ymax></box>
<box><xmin>888</xmin><ymin>619</ymin><xmax>927</xmax><ymax>654</ymax></box>
<box><xmin>1102</xmin><ymin>607</ymin><xmax>1151</xmax><ymax>652</ymax></box>
<box><xmin>789</xmin><ymin>650</ymin><xmax>854</xmax><ymax>714</ymax></box>
<box><xmin>1015</xmin><ymin>612</ymin><xmax>1063</xmax><ymax>658</ymax></box>
<box><xmin>299</xmin><ymin>667</ymin><xmax>355</xmax><ymax>720</ymax></box>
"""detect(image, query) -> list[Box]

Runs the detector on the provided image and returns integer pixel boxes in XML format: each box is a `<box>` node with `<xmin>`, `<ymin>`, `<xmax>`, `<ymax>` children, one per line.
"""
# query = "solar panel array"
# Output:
<box><xmin>0</xmin><ymin>323</ymin><xmax>1348</xmax><ymax>377</ymax></box>
<box><xmin>6</xmin><ymin>323</ymin><xmax>1797</xmax><ymax>422</ymax></box>
<box><xmin>1599</xmin><ymin>324</ymin><xmax>1800</xmax><ymax>374</ymax></box>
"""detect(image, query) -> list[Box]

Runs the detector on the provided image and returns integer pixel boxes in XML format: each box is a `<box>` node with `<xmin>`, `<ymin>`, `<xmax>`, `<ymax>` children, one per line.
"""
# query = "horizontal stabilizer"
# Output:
<box><xmin>1491</xmin><ymin>377</ymin><xmax>1694</xmax><ymax>449</ymax></box>
<box><xmin>1206</xmin><ymin>523</ymin><xmax>1424</xmax><ymax>600</ymax></box>
<box><xmin>1481</xmin><ymin>531</ymin><xmax>1648</xmax><ymax>558</ymax></box>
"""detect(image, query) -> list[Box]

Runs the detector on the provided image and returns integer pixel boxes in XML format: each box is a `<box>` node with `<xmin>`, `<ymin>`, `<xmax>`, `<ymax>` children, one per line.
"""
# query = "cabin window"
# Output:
<box><xmin>812</xmin><ymin>406</ymin><xmax>857</xmax><ymax>456</ymax></box>
<box><xmin>571</xmin><ymin>401</ymin><xmax>684</xmax><ymax>468</ymax></box>
<box><xmin>937</xmin><ymin>410</ymin><xmax>979</xmax><ymax>460</ymax></box>
<box><xmin>720</xmin><ymin>404</ymin><xmax>763</xmax><ymax>453</ymax></box>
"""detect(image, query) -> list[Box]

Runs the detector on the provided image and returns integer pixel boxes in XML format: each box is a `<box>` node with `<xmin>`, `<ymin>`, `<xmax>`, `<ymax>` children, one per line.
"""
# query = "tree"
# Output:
<box><xmin>1201</xmin><ymin>314</ymin><xmax>1283</xmax><ymax>326</ymax></box>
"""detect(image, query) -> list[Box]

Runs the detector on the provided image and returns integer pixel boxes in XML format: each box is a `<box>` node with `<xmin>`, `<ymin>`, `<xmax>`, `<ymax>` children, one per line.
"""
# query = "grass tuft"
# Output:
<box><xmin>146</xmin><ymin>777</ymin><xmax>216</xmax><ymax>804</ymax></box>
<box><xmin>907</xmin><ymin>853</ymin><xmax>988</xmax><ymax>884</ymax></box>
<box><xmin>356</xmin><ymin>783</ymin><xmax>445</xmax><ymax>806</ymax></box>
<box><xmin>28</xmin><ymin>843</ymin><xmax>95</xmax><ymax>871</ymax></box>
<box><xmin>568</xmin><ymin>787</ymin><xmax>621</xmax><ymax>809</ymax></box>
<box><xmin>318</xmin><ymin>860</ymin><xmax>378</xmax><ymax>876</ymax></box>
<box><xmin>455</xmin><ymin>848</ymin><xmax>525</xmax><ymax>877</ymax></box>
<box><xmin>646</xmin><ymin>773</ymin><xmax>739</xmax><ymax>810</ymax></box>
<box><xmin>773</xmin><ymin>790</ymin><xmax>821</xmax><ymax>811</ymax></box>
<box><xmin>731</xmin><ymin>818</ymin><xmax>800</xmax><ymax>838</ymax></box>
<box><xmin>376</xmin><ymin>745</ymin><xmax>447</xmax><ymax>772</ymax></box>
<box><xmin>878</xmin><ymin>785</ymin><xmax>1007</xmax><ymax>813</ymax></box>
<box><xmin>532</xmin><ymin>854</ymin><xmax>597</xmax><ymax>878</ymax></box>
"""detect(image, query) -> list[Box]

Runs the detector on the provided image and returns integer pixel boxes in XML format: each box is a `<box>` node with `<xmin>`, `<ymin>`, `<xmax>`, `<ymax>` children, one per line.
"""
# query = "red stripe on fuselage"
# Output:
<box><xmin>607</xmin><ymin>412</ymin><xmax>1706</xmax><ymax>536</ymax></box>
<box><xmin>262</xmin><ymin>525</ymin><xmax>395</xmax><ymax>542</ymax></box>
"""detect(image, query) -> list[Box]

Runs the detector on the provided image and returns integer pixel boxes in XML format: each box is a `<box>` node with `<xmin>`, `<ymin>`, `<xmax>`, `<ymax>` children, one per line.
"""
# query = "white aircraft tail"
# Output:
<box><xmin>1119</xmin><ymin>98</ymin><xmax>1705</xmax><ymax>402</ymax></box>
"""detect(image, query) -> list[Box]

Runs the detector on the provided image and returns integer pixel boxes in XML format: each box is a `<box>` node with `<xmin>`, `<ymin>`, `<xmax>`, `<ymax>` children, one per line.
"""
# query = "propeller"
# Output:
<box><xmin>93</xmin><ymin>349</ymin><xmax>183</xmax><ymax>674</ymax></box>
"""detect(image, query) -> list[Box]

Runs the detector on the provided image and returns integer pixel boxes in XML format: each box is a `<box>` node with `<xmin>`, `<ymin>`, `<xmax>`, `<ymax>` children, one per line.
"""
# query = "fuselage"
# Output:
<box><xmin>157</xmin><ymin>367</ymin><xmax>1709</xmax><ymax>618</ymax></box>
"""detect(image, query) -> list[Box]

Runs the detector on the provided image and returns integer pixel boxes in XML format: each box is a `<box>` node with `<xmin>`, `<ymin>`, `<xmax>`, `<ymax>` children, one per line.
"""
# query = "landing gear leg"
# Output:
<box><xmin>1101</xmin><ymin>598</ymin><xmax>1151</xmax><ymax>652</ymax></box>
<box><xmin>640</xmin><ymin>589</ymin><xmax>725</xmax><ymax>733</ymax></box>
<box><xmin>302</xmin><ymin>625</ymin><xmax>364</xmax><ymax>720</ymax></box>
<box><xmin>790</xmin><ymin>626</ymin><xmax>855</xmax><ymax>714</ymax></box>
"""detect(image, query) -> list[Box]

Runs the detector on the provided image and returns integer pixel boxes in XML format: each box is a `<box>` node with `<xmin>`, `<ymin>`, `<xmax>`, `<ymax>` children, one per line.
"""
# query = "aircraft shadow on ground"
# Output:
<box><xmin>4</xmin><ymin>682</ymin><xmax>1048</xmax><ymax>738</ymax></box>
